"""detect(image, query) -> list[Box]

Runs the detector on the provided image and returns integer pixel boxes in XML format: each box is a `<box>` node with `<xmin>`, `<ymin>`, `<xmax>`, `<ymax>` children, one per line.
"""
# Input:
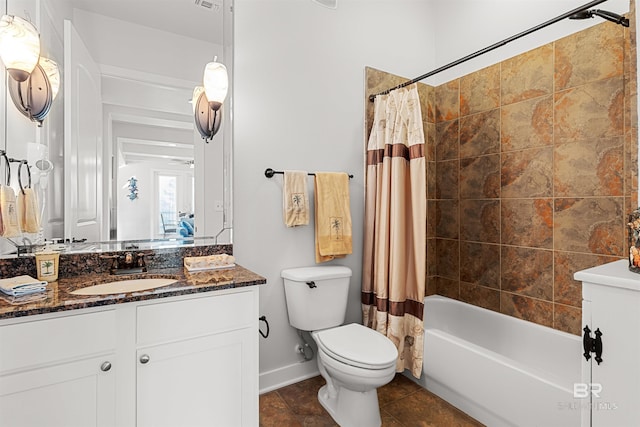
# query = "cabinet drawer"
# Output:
<box><xmin>0</xmin><ymin>310</ymin><xmax>116</xmax><ymax>374</ymax></box>
<box><xmin>137</xmin><ymin>290</ymin><xmax>255</xmax><ymax>346</ymax></box>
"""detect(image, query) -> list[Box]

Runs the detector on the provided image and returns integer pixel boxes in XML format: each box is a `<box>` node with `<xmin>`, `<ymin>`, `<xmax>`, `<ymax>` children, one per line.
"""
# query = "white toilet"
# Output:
<box><xmin>281</xmin><ymin>266</ymin><xmax>398</xmax><ymax>427</ymax></box>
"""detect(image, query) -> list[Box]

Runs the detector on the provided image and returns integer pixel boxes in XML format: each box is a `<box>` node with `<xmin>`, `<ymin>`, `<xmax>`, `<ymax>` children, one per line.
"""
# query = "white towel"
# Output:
<box><xmin>0</xmin><ymin>275</ymin><xmax>47</xmax><ymax>297</ymax></box>
<box><xmin>283</xmin><ymin>170</ymin><xmax>310</xmax><ymax>227</ymax></box>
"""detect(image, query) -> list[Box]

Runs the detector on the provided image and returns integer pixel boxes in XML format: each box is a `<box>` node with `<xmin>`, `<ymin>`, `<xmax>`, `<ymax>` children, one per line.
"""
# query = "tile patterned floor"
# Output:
<box><xmin>259</xmin><ymin>374</ymin><xmax>485</xmax><ymax>427</ymax></box>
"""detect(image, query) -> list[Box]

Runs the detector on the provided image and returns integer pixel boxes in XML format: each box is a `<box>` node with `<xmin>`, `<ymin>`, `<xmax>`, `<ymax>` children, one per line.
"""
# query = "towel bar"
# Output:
<box><xmin>264</xmin><ymin>168</ymin><xmax>353</xmax><ymax>179</ymax></box>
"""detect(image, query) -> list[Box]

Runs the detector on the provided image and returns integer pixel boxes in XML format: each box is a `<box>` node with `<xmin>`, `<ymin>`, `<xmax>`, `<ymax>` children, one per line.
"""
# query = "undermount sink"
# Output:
<box><xmin>70</xmin><ymin>278</ymin><xmax>177</xmax><ymax>296</ymax></box>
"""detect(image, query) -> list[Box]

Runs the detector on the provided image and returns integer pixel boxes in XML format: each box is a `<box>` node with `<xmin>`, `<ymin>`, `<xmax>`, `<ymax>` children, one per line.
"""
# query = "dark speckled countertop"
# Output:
<box><xmin>0</xmin><ymin>264</ymin><xmax>266</xmax><ymax>320</ymax></box>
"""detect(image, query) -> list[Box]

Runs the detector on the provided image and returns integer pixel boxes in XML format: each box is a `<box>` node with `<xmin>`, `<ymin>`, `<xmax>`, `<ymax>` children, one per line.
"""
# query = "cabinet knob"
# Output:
<box><xmin>100</xmin><ymin>361</ymin><xmax>112</xmax><ymax>372</ymax></box>
<box><xmin>139</xmin><ymin>354</ymin><xmax>150</xmax><ymax>364</ymax></box>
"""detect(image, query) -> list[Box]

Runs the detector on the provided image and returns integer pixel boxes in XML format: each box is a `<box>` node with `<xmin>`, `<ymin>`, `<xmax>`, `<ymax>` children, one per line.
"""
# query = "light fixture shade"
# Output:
<box><xmin>203</xmin><ymin>61</ymin><xmax>228</xmax><ymax>107</ymax></box>
<box><xmin>0</xmin><ymin>15</ymin><xmax>40</xmax><ymax>82</ymax></box>
<box><xmin>39</xmin><ymin>57</ymin><xmax>60</xmax><ymax>101</ymax></box>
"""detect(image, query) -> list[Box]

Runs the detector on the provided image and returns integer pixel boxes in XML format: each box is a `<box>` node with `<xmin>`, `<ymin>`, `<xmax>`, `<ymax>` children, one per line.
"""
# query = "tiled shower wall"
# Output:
<box><xmin>365</xmin><ymin>2</ymin><xmax>637</xmax><ymax>336</ymax></box>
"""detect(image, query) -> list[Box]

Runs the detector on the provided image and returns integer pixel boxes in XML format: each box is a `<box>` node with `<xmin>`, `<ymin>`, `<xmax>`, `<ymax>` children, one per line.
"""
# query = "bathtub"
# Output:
<box><xmin>416</xmin><ymin>295</ymin><xmax>583</xmax><ymax>427</ymax></box>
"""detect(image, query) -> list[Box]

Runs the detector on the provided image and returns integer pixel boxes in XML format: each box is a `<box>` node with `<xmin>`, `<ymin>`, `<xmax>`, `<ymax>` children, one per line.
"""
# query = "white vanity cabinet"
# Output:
<box><xmin>574</xmin><ymin>260</ymin><xmax>640</xmax><ymax>427</ymax></box>
<box><xmin>0</xmin><ymin>310</ymin><xmax>117</xmax><ymax>427</ymax></box>
<box><xmin>0</xmin><ymin>286</ymin><xmax>259</xmax><ymax>427</ymax></box>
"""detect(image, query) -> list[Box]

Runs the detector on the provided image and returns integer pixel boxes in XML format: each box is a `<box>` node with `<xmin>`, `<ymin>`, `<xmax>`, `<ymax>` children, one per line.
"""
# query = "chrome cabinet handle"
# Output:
<box><xmin>100</xmin><ymin>361</ymin><xmax>112</xmax><ymax>372</ymax></box>
<box><xmin>139</xmin><ymin>354</ymin><xmax>150</xmax><ymax>364</ymax></box>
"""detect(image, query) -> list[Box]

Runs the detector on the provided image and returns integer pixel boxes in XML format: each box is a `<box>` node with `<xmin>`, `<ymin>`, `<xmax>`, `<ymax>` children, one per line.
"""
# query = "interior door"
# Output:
<box><xmin>63</xmin><ymin>20</ymin><xmax>103</xmax><ymax>242</ymax></box>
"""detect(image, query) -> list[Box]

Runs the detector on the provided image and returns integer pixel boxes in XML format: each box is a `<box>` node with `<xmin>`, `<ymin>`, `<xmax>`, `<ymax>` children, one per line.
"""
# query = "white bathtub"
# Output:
<box><xmin>415</xmin><ymin>295</ymin><xmax>583</xmax><ymax>427</ymax></box>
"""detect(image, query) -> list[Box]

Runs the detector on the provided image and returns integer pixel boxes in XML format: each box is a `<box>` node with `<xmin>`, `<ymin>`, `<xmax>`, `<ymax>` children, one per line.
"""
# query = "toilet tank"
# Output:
<box><xmin>281</xmin><ymin>266</ymin><xmax>352</xmax><ymax>331</ymax></box>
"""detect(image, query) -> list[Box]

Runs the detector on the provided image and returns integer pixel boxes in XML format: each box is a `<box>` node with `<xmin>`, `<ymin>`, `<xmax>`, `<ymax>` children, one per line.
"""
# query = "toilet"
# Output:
<box><xmin>281</xmin><ymin>266</ymin><xmax>398</xmax><ymax>427</ymax></box>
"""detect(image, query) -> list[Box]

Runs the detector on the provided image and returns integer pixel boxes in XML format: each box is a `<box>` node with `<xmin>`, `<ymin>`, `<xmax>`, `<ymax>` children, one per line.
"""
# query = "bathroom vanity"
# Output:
<box><xmin>0</xmin><ymin>262</ymin><xmax>265</xmax><ymax>427</ymax></box>
<box><xmin>575</xmin><ymin>260</ymin><xmax>640</xmax><ymax>427</ymax></box>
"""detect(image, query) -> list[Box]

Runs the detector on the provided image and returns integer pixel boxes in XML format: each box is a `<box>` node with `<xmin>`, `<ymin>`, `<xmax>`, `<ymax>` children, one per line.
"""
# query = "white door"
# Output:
<box><xmin>63</xmin><ymin>20</ymin><xmax>103</xmax><ymax>242</ymax></box>
<box><xmin>0</xmin><ymin>355</ymin><xmax>116</xmax><ymax>427</ymax></box>
<box><xmin>137</xmin><ymin>328</ymin><xmax>256</xmax><ymax>427</ymax></box>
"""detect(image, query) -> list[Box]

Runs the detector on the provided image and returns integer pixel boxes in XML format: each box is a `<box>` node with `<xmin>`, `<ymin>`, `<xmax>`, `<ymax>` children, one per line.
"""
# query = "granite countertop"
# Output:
<box><xmin>0</xmin><ymin>264</ymin><xmax>266</xmax><ymax>320</ymax></box>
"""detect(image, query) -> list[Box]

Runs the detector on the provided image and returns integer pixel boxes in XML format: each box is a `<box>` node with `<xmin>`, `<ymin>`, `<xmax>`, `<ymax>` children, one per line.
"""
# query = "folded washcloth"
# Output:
<box><xmin>283</xmin><ymin>170</ymin><xmax>309</xmax><ymax>227</ymax></box>
<box><xmin>0</xmin><ymin>275</ymin><xmax>48</xmax><ymax>297</ymax></box>
<box><xmin>314</xmin><ymin>172</ymin><xmax>352</xmax><ymax>263</ymax></box>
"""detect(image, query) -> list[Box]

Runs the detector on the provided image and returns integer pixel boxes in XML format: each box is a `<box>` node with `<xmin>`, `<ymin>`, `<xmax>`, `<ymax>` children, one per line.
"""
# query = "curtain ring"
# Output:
<box><xmin>17</xmin><ymin>161</ymin><xmax>26</xmax><ymax>195</ymax></box>
<box><xmin>2</xmin><ymin>152</ymin><xmax>10</xmax><ymax>186</ymax></box>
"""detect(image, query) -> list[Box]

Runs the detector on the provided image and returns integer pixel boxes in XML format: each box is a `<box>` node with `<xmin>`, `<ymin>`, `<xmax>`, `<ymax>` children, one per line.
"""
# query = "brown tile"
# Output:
<box><xmin>500</xmin><ymin>292</ymin><xmax>553</xmax><ymax>328</ymax></box>
<box><xmin>460</xmin><ymin>242</ymin><xmax>500</xmax><ymax>289</ymax></box>
<box><xmin>554</xmin><ymin>252</ymin><xmax>617</xmax><ymax>307</ymax></box>
<box><xmin>427</xmin><ymin>200</ymin><xmax>437</xmax><ymax>238</ymax></box>
<box><xmin>501</xmin><ymin>246</ymin><xmax>553</xmax><ymax>301</ymax></box>
<box><xmin>460</xmin><ymin>64</ymin><xmax>500</xmax><ymax>116</ymax></box>
<box><xmin>554</xmin><ymin>197</ymin><xmax>625</xmax><ymax>256</ymax></box>
<box><xmin>380</xmin><ymin>410</ymin><xmax>404</xmax><ymax>427</ymax></box>
<box><xmin>501</xmin><ymin>147</ymin><xmax>553</xmax><ymax>198</ymax></box>
<box><xmin>383</xmin><ymin>388</ymin><xmax>484</xmax><ymax>427</ymax></box>
<box><xmin>436</xmin><ymin>119</ymin><xmax>459</xmax><ymax>161</ymax></box>
<box><xmin>425</xmin><ymin>123</ymin><xmax>436</xmax><ymax>162</ymax></box>
<box><xmin>502</xmin><ymin>43</ymin><xmax>553</xmax><ymax>105</ymax></box>
<box><xmin>436</xmin><ymin>80</ymin><xmax>460</xmax><ymax>122</ymax></box>
<box><xmin>418</xmin><ymin>83</ymin><xmax>436</xmax><ymax>125</ymax></box>
<box><xmin>436</xmin><ymin>239</ymin><xmax>459</xmax><ymax>280</ymax></box>
<box><xmin>277</xmin><ymin>376</ymin><xmax>328</xmax><ymax>416</ymax></box>
<box><xmin>378</xmin><ymin>374</ymin><xmax>422</xmax><ymax>407</ymax></box>
<box><xmin>554</xmin><ymin>304</ymin><xmax>582</xmax><ymax>336</ymax></box>
<box><xmin>554</xmin><ymin>137</ymin><xmax>624</xmax><ymax>197</ymax></box>
<box><xmin>460</xmin><ymin>155</ymin><xmax>500</xmax><ymax>200</ymax></box>
<box><xmin>436</xmin><ymin>160</ymin><xmax>459</xmax><ymax>199</ymax></box>
<box><xmin>435</xmin><ymin>200</ymin><xmax>459</xmax><ymax>239</ymax></box>
<box><xmin>501</xmin><ymin>95</ymin><xmax>553</xmax><ymax>152</ymax></box>
<box><xmin>259</xmin><ymin>392</ymin><xmax>303</xmax><ymax>427</ymax></box>
<box><xmin>427</xmin><ymin>238</ymin><xmax>437</xmax><ymax>279</ymax></box>
<box><xmin>625</xmin><ymin>127</ymin><xmax>638</xmax><ymax>198</ymax></box>
<box><xmin>427</xmin><ymin>161</ymin><xmax>437</xmax><ymax>200</ymax></box>
<box><xmin>501</xmin><ymin>199</ymin><xmax>553</xmax><ymax>249</ymax></box>
<box><xmin>555</xmin><ymin>22</ymin><xmax>625</xmax><ymax>91</ymax></box>
<box><xmin>554</xmin><ymin>76</ymin><xmax>625</xmax><ymax>143</ymax></box>
<box><xmin>460</xmin><ymin>282</ymin><xmax>500</xmax><ymax>312</ymax></box>
<box><xmin>299</xmin><ymin>414</ymin><xmax>338</xmax><ymax>427</ymax></box>
<box><xmin>435</xmin><ymin>276</ymin><xmax>460</xmax><ymax>300</ymax></box>
<box><xmin>460</xmin><ymin>200</ymin><xmax>500</xmax><ymax>244</ymax></box>
<box><xmin>459</xmin><ymin>109</ymin><xmax>500</xmax><ymax>158</ymax></box>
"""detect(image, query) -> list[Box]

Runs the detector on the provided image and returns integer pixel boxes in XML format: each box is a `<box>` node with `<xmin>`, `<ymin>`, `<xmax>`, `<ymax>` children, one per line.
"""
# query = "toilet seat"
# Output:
<box><xmin>313</xmin><ymin>323</ymin><xmax>397</xmax><ymax>370</ymax></box>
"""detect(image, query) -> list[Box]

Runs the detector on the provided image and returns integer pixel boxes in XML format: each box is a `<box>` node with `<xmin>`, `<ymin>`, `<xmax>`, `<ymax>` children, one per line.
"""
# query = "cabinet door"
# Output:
<box><xmin>0</xmin><ymin>355</ymin><xmax>116</xmax><ymax>427</ymax></box>
<box><xmin>586</xmin><ymin>283</ymin><xmax>640</xmax><ymax>427</ymax></box>
<box><xmin>137</xmin><ymin>327</ymin><xmax>257</xmax><ymax>427</ymax></box>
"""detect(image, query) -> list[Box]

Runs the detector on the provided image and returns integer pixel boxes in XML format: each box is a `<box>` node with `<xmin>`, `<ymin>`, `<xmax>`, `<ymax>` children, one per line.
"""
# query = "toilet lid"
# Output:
<box><xmin>314</xmin><ymin>323</ymin><xmax>398</xmax><ymax>369</ymax></box>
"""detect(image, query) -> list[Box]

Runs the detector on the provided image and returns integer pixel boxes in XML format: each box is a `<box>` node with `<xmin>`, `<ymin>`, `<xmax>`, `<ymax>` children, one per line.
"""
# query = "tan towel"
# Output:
<box><xmin>18</xmin><ymin>188</ymin><xmax>40</xmax><ymax>233</ymax></box>
<box><xmin>0</xmin><ymin>185</ymin><xmax>20</xmax><ymax>238</ymax></box>
<box><xmin>283</xmin><ymin>170</ymin><xmax>310</xmax><ymax>227</ymax></box>
<box><xmin>314</xmin><ymin>172</ymin><xmax>352</xmax><ymax>263</ymax></box>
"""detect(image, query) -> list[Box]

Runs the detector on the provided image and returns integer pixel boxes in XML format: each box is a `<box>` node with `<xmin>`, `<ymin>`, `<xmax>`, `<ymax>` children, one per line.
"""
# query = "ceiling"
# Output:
<box><xmin>69</xmin><ymin>0</ymin><xmax>224</xmax><ymax>45</ymax></box>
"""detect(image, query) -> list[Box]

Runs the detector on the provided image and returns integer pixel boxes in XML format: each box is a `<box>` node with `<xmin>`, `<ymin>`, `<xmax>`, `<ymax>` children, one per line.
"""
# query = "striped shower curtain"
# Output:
<box><xmin>362</xmin><ymin>84</ymin><xmax>426</xmax><ymax>378</ymax></box>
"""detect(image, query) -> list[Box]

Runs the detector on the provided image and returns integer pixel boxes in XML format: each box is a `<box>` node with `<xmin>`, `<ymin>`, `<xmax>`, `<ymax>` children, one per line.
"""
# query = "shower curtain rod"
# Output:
<box><xmin>369</xmin><ymin>0</ymin><xmax>608</xmax><ymax>102</ymax></box>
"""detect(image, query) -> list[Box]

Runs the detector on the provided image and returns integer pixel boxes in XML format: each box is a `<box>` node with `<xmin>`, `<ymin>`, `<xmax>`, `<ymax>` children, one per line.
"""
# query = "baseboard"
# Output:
<box><xmin>259</xmin><ymin>360</ymin><xmax>320</xmax><ymax>394</ymax></box>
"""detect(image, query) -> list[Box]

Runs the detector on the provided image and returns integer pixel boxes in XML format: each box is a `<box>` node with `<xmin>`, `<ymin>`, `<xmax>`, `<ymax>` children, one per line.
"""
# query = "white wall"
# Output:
<box><xmin>234</xmin><ymin>0</ymin><xmax>436</xmax><ymax>392</ymax></box>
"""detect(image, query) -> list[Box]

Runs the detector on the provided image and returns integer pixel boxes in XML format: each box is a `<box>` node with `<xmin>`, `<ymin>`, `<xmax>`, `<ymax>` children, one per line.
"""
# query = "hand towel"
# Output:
<box><xmin>0</xmin><ymin>275</ymin><xmax>48</xmax><ymax>297</ymax></box>
<box><xmin>18</xmin><ymin>187</ymin><xmax>40</xmax><ymax>233</ymax></box>
<box><xmin>0</xmin><ymin>185</ymin><xmax>20</xmax><ymax>238</ymax></box>
<box><xmin>314</xmin><ymin>172</ymin><xmax>352</xmax><ymax>263</ymax></box>
<box><xmin>283</xmin><ymin>170</ymin><xmax>310</xmax><ymax>227</ymax></box>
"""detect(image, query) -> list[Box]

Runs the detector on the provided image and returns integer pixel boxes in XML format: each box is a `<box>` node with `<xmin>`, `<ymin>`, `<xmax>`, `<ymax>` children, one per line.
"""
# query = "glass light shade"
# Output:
<box><xmin>0</xmin><ymin>15</ymin><xmax>40</xmax><ymax>82</ymax></box>
<box><xmin>192</xmin><ymin>86</ymin><xmax>205</xmax><ymax>113</ymax></box>
<box><xmin>39</xmin><ymin>57</ymin><xmax>60</xmax><ymax>101</ymax></box>
<box><xmin>203</xmin><ymin>61</ymin><xmax>228</xmax><ymax>107</ymax></box>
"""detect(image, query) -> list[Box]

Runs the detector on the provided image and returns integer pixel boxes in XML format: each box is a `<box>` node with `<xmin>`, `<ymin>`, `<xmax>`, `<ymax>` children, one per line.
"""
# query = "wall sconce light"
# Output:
<box><xmin>0</xmin><ymin>15</ymin><xmax>60</xmax><ymax>126</ymax></box>
<box><xmin>193</xmin><ymin>59</ymin><xmax>228</xmax><ymax>143</ymax></box>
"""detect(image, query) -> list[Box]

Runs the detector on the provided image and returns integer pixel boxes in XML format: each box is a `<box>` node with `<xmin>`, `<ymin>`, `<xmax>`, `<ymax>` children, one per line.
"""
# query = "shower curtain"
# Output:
<box><xmin>362</xmin><ymin>84</ymin><xmax>426</xmax><ymax>378</ymax></box>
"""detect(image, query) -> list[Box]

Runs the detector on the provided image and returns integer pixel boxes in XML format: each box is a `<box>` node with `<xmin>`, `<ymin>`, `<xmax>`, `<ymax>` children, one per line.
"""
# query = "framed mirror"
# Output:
<box><xmin>1</xmin><ymin>0</ymin><xmax>233</xmax><ymax>255</ymax></box>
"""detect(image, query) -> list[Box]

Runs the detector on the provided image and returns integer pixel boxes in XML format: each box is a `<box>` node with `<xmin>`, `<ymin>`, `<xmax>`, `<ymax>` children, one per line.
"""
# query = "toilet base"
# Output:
<box><xmin>317</xmin><ymin>384</ymin><xmax>382</xmax><ymax>427</ymax></box>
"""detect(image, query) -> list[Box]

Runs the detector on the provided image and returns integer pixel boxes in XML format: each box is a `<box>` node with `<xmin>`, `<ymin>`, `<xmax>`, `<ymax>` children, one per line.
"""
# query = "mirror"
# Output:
<box><xmin>0</xmin><ymin>0</ymin><xmax>233</xmax><ymax>254</ymax></box>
